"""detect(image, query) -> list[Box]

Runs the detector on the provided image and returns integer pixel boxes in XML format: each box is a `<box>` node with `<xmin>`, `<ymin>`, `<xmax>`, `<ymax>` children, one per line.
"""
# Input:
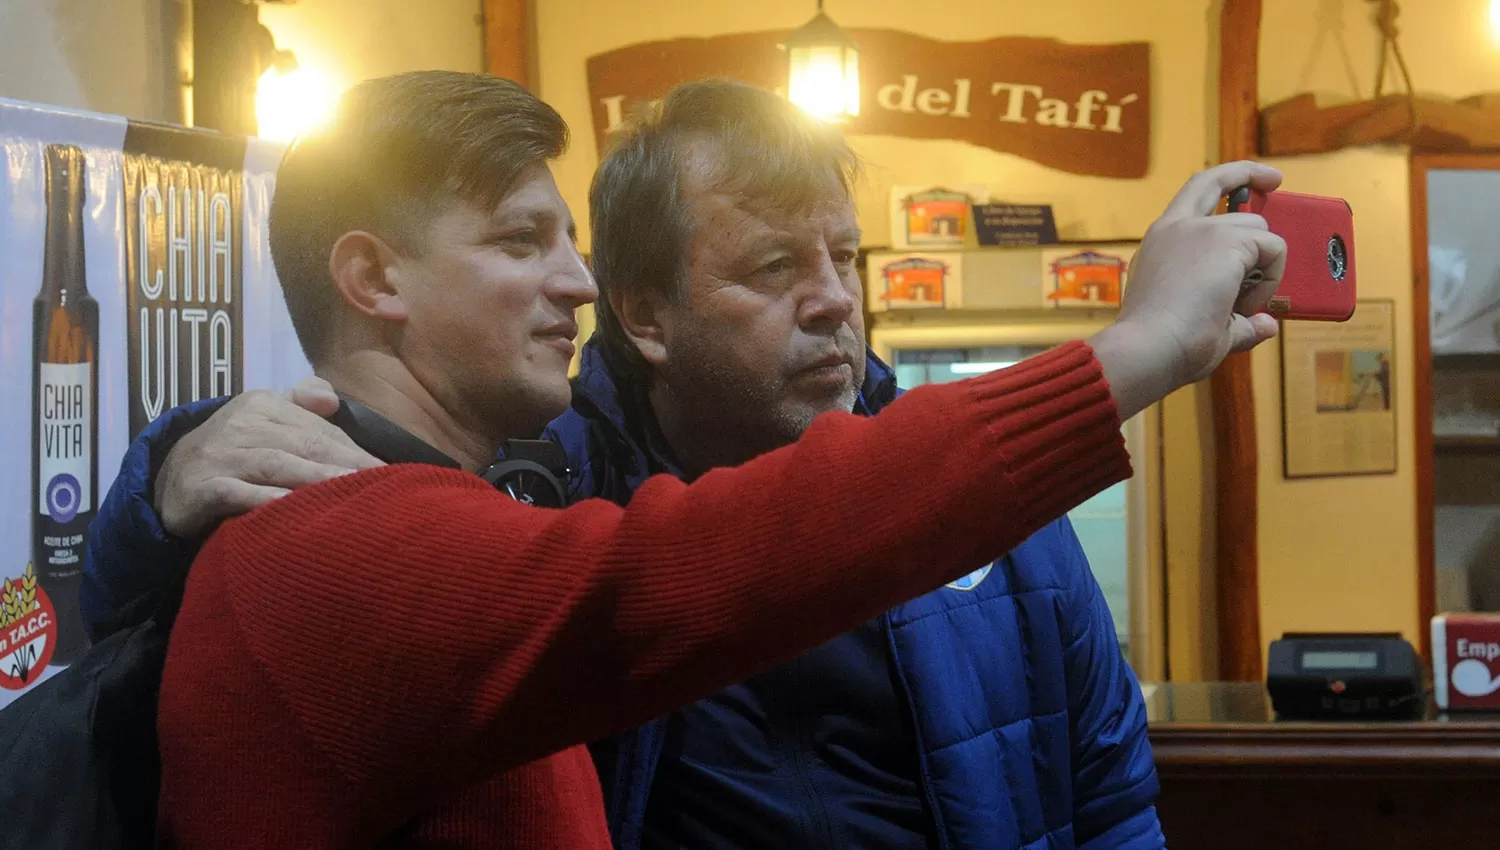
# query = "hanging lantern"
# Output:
<box><xmin>784</xmin><ymin>1</ymin><xmax>860</xmax><ymax>122</ymax></box>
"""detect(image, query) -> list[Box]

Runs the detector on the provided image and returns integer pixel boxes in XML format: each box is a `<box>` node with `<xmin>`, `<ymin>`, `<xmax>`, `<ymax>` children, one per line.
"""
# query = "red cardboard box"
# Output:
<box><xmin>1433</xmin><ymin>613</ymin><xmax>1500</xmax><ymax>710</ymax></box>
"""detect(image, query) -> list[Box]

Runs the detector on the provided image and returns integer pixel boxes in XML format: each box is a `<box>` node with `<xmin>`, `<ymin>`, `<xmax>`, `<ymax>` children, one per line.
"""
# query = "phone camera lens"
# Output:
<box><xmin>1327</xmin><ymin>234</ymin><xmax>1347</xmax><ymax>282</ymax></box>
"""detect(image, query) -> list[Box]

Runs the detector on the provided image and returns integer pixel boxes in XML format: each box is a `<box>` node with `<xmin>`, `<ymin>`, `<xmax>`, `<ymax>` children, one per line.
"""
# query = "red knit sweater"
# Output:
<box><xmin>153</xmin><ymin>342</ymin><xmax>1132</xmax><ymax>849</ymax></box>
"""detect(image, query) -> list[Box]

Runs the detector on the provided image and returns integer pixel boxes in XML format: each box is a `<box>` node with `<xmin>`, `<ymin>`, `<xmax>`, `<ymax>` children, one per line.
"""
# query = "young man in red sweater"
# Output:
<box><xmin>85</xmin><ymin>73</ymin><xmax>1284</xmax><ymax>847</ymax></box>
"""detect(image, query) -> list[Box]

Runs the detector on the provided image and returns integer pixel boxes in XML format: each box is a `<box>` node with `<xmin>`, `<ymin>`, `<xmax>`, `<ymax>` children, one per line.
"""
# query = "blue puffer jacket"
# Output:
<box><xmin>81</xmin><ymin>340</ymin><xmax>1163</xmax><ymax>850</ymax></box>
<box><xmin>548</xmin><ymin>342</ymin><xmax>1163</xmax><ymax>850</ymax></box>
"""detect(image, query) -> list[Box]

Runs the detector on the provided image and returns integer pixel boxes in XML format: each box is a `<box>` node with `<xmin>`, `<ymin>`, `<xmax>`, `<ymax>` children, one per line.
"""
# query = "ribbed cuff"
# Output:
<box><xmin>963</xmin><ymin>340</ymin><xmax>1132</xmax><ymax>532</ymax></box>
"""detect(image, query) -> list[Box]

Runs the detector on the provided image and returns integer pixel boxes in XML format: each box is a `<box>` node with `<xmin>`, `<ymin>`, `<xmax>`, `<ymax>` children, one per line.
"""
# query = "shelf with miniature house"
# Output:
<box><xmin>1044</xmin><ymin>247</ymin><xmax>1129</xmax><ymax>307</ymax></box>
<box><xmin>863</xmin><ymin>241</ymin><xmax>1138</xmax><ymax>314</ymax></box>
<box><xmin>889</xmin><ymin>185</ymin><xmax>990</xmax><ymax>251</ymax></box>
<box><xmin>872</xmin><ymin>184</ymin><xmax>1137</xmax><ymax>313</ymax></box>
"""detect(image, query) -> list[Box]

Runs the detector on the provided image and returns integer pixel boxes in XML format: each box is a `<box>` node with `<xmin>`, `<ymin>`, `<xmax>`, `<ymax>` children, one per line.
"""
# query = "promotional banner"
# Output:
<box><xmin>0</xmin><ymin>97</ymin><xmax>309</xmax><ymax>712</ymax></box>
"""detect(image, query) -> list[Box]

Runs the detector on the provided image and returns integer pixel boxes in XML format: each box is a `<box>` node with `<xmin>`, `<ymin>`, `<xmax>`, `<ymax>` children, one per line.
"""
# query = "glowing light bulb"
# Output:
<box><xmin>255</xmin><ymin>65</ymin><xmax>337</xmax><ymax>143</ymax></box>
<box><xmin>788</xmin><ymin>43</ymin><xmax>860</xmax><ymax>122</ymax></box>
<box><xmin>783</xmin><ymin>7</ymin><xmax>860</xmax><ymax>124</ymax></box>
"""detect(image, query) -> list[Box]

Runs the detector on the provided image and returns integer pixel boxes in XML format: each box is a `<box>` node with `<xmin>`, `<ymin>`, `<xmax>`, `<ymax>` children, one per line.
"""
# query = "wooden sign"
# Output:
<box><xmin>586</xmin><ymin>30</ymin><xmax>1151</xmax><ymax>178</ymax></box>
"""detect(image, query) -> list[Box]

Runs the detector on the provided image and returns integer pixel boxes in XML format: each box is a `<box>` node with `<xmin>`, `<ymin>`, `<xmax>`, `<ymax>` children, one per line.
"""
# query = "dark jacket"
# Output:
<box><xmin>547</xmin><ymin>342</ymin><xmax>1164</xmax><ymax>850</ymax></box>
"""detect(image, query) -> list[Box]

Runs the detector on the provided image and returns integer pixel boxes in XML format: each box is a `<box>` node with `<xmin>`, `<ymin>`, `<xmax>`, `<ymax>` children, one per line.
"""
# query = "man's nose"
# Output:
<box><xmin>797</xmin><ymin>258</ymin><xmax>858</xmax><ymax>331</ymax></box>
<box><xmin>549</xmin><ymin>242</ymin><xmax>599</xmax><ymax>309</ymax></box>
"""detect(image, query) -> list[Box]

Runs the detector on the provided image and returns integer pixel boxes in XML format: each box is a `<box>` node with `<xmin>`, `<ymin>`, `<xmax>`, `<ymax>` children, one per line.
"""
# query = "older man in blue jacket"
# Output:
<box><xmin>570</xmin><ymin>84</ymin><xmax>1162</xmax><ymax>849</ymax></box>
<box><xmin>85</xmin><ymin>80</ymin><xmax>1166</xmax><ymax>848</ymax></box>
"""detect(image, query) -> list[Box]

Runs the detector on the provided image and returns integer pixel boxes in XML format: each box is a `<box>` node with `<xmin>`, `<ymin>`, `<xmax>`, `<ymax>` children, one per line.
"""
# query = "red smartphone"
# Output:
<box><xmin>1227</xmin><ymin>186</ymin><xmax>1356</xmax><ymax>322</ymax></box>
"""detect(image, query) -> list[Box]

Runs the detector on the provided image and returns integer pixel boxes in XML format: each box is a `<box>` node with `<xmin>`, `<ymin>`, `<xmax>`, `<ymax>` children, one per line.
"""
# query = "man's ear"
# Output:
<box><xmin>329</xmin><ymin>230</ymin><xmax>407</xmax><ymax>321</ymax></box>
<box><xmin>614</xmin><ymin>286</ymin><xmax>672</xmax><ymax>368</ymax></box>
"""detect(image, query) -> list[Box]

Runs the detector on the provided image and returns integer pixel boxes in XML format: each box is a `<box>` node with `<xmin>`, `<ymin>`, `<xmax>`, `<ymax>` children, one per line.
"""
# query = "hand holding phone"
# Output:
<box><xmin>1227</xmin><ymin>186</ymin><xmax>1356</xmax><ymax>322</ymax></box>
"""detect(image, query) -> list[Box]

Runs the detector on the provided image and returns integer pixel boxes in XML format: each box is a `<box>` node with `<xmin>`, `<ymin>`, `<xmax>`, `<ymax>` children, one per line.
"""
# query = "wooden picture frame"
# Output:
<box><xmin>1279</xmin><ymin>299</ymin><xmax>1399</xmax><ymax>479</ymax></box>
<box><xmin>1409</xmin><ymin>152</ymin><xmax>1500</xmax><ymax>659</ymax></box>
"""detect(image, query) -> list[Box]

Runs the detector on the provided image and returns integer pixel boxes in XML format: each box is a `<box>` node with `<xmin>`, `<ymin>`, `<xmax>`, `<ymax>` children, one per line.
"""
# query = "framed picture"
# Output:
<box><xmin>1279</xmin><ymin>299</ymin><xmax>1398</xmax><ymax>478</ymax></box>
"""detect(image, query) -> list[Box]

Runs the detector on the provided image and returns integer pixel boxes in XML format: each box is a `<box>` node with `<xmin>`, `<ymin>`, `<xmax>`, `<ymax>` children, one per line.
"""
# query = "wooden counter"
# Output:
<box><xmin>1146</xmin><ymin>682</ymin><xmax>1500</xmax><ymax>848</ymax></box>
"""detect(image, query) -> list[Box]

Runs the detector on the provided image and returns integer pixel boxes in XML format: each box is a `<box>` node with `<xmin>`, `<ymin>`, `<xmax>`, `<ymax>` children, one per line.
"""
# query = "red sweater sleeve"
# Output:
<box><xmin>193</xmin><ymin>340</ymin><xmax>1129</xmax><ymax>799</ymax></box>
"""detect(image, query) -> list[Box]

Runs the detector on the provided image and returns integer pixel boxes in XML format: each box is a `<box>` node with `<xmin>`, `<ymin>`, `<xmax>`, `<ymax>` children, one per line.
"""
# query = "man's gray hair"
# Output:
<box><xmin>588</xmin><ymin>78</ymin><xmax>862</xmax><ymax>379</ymax></box>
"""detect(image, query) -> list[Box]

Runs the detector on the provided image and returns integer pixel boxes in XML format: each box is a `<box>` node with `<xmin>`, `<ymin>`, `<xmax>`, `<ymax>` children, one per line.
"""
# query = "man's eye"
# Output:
<box><xmin>832</xmin><ymin>250</ymin><xmax>857</xmax><ymax>266</ymax></box>
<box><xmin>760</xmin><ymin>257</ymin><xmax>792</xmax><ymax>275</ymax></box>
<box><xmin>500</xmin><ymin>230</ymin><xmax>540</xmax><ymax>246</ymax></box>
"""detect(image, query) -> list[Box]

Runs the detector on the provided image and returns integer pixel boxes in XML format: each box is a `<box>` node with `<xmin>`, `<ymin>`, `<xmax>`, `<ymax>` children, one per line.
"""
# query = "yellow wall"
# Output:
<box><xmin>538</xmin><ymin>0</ymin><xmax>1227</xmax><ymax>676</ymax></box>
<box><xmin>535</xmin><ymin>0</ymin><xmax>1494</xmax><ymax>675</ymax></box>
<box><xmin>1251</xmin><ymin>0</ymin><xmax>1500</xmax><ymax>656</ymax></box>
<box><xmin>541</xmin><ymin>0</ymin><xmax>1217</xmax><ymax>249</ymax></box>
<box><xmin>0</xmin><ymin>0</ymin><xmax>486</xmax><ymax>131</ymax></box>
<box><xmin>0</xmin><ymin>0</ymin><xmax>181</xmax><ymax>121</ymax></box>
<box><xmin>259</xmin><ymin>0</ymin><xmax>483</xmax><ymax>109</ymax></box>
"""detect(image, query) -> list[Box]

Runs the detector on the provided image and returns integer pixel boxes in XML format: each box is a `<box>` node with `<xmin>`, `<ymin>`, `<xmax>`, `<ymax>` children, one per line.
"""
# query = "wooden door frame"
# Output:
<box><xmin>1408</xmin><ymin>152</ymin><xmax>1500</xmax><ymax>659</ymax></box>
<box><xmin>1214</xmin><ymin>0</ymin><xmax>1265</xmax><ymax>682</ymax></box>
<box><xmin>483</xmin><ymin>0</ymin><xmax>534</xmax><ymax>88</ymax></box>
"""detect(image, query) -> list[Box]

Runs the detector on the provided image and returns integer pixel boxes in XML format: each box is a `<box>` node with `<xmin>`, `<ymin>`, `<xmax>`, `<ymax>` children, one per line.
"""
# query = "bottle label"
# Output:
<box><xmin>37</xmin><ymin>361</ymin><xmax>91</xmax><ymax>521</ymax></box>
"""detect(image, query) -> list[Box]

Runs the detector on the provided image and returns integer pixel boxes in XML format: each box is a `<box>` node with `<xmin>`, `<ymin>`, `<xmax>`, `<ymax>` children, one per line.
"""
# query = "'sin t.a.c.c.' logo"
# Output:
<box><xmin>947</xmin><ymin>564</ymin><xmax>993</xmax><ymax>592</ymax></box>
<box><xmin>0</xmin><ymin>564</ymin><xmax>58</xmax><ymax>690</ymax></box>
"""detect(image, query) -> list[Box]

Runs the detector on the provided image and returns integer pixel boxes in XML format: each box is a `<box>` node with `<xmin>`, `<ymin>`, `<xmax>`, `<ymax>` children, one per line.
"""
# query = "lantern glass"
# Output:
<box><xmin>788</xmin><ymin>41</ymin><xmax>859</xmax><ymax>122</ymax></box>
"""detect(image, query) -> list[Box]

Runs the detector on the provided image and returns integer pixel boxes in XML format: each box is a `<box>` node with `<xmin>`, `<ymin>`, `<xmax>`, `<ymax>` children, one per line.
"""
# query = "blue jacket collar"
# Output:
<box><xmin>566</xmin><ymin>336</ymin><xmax>900</xmax><ymax>475</ymax></box>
